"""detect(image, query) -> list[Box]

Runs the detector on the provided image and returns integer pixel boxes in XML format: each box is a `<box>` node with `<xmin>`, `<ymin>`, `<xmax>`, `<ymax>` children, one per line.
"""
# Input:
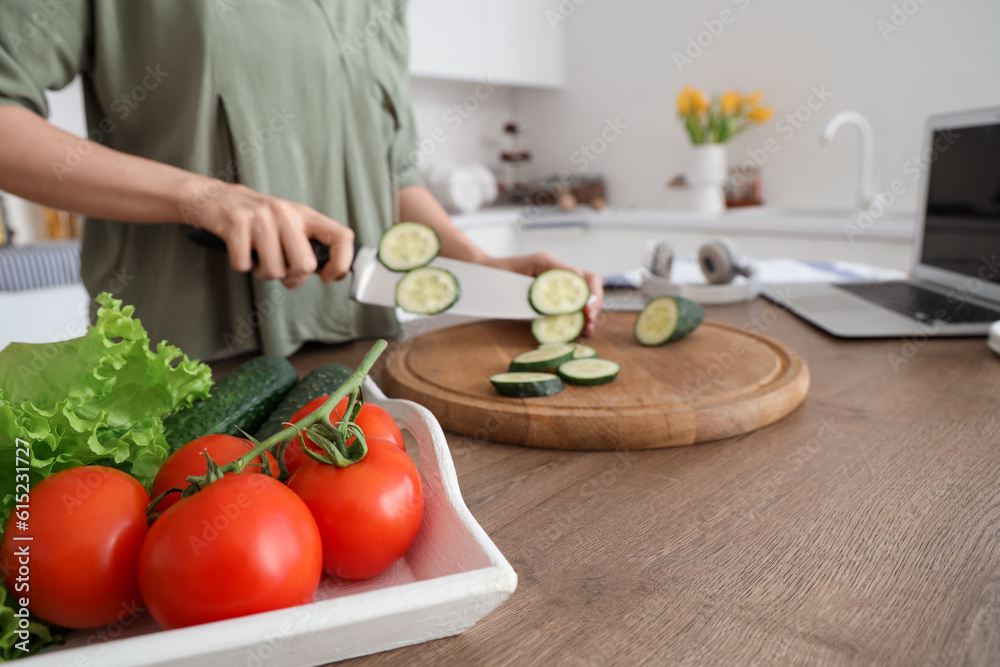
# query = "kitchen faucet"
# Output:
<box><xmin>821</xmin><ymin>111</ymin><xmax>874</xmax><ymax>210</ymax></box>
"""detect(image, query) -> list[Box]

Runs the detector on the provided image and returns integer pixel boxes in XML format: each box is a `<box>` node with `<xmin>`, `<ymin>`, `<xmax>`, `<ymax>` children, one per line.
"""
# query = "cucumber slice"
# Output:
<box><xmin>557</xmin><ymin>358</ymin><xmax>620</xmax><ymax>386</ymax></box>
<box><xmin>532</xmin><ymin>311</ymin><xmax>585</xmax><ymax>344</ymax></box>
<box><xmin>570</xmin><ymin>343</ymin><xmax>598</xmax><ymax>359</ymax></box>
<box><xmin>634</xmin><ymin>296</ymin><xmax>705</xmax><ymax>346</ymax></box>
<box><xmin>509</xmin><ymin>344</ymin><xmax>575</xmax><ymax>372</ymax></box>
<box><xmin>378</xmin><ymin>222</ymin><xmax>441</xmax><ymax>271</ymax></box>
<box><xmin>490</xmin><ymin>372</ymin><xmax>564</xmax><ymax>398</ymax></box>
<box><xmin>395</xmin><ymin>267</ymin><xmax>460</xmax><ymax>314</ymax></box>
<box><xmin>528</xmin><ymin>269</ymin><xmax>590</xmax><ymax>315</ymax></box>
<box><xmin>540</xmin><ymin>341</ymin><xmax>598</xmax><ymax>359</ymax></box>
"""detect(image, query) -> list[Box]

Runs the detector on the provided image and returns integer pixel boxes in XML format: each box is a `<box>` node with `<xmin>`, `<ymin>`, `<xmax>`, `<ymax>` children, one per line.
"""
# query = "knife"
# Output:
<box><xmin>188</xmin><ymin>229</ymin><xmax>539</xmax><ymax>319</ymax></box>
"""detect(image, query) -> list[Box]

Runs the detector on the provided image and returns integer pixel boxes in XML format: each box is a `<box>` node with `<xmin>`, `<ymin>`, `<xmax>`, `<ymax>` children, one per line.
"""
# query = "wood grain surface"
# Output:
<box><xmin>218</xmin><ymin>296</ymin><xmax>1000</xmax><ymax>666</ymax></box>
<box><xmin>379</xmin><ymin>313</ymin><xmax>810</xmax><ymax>450</ymax></box>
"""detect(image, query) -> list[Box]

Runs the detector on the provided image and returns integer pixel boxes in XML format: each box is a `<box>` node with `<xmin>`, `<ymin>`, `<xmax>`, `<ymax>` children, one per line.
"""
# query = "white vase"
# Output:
<box><xmin>687</xmin><ymin>144</ymin><xmax>727</xmax><ymax>214</ymax></box>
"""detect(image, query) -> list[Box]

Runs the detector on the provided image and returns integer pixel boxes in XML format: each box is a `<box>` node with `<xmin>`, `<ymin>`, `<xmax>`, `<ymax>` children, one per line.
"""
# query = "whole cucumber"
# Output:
<box><xmin>252</xmin><ymin>363</ymin><xmax>355</xmax><ymax>442</ymax></box>
<box><xmin>162</xmin><ymin>355</ymin><xmax>299</xmax><ymax>451</ymax></box>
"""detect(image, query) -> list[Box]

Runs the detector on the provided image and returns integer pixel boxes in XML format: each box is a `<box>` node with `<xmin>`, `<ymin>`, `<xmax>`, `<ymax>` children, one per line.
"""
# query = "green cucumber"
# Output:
<box><xmin>395</xmin><ymin>266</ymin><xmax>460</xmax><ymax>314</ymax></box>
<box><xmin>252</xmin><ymin>362</ymin><xmax>354</xmax><ymax>441</ymax></box>
<box><xmin>378</xmin><ymin>222</ymin><xmax>441</xmax><ymax>272</ymax></box>
<box><xmin>569</xmin><ymin>343</ymin><xmax>599</xmax><ymax>359</ymax></box>
<box><xmin>634</xmin><ymin>296</ymin><xmax>705</xmax><ymax>346</ymax></box>
<box><xmin>509</xmin><ymin>344</ymin><xmax>575</xmax><ymax>372</ymax></box>
<box><xmin>557</xmin><ymin>358</ymin><xmax>620</xmax><ymax>386</ymax></box>
<box><xmin>528</xmin><ymin>269</ymin><xmax>590</xmax><ymax>315</ymax></box>
<box><xmin>540</xmin><ymin>341</ymin><xmax>599</xmax><ymax>359</ymax></box>
<box><xmin>490</xmin><ymin>372</ymin><xmax>564</xmax><ymax>398</ymax></box>
<box><xmin>163</xmin><ymin>355</ymin><xmax>299</xmax><ymax>450</ymax></box>
<box><xmin>532</xmin><ymin>312</ymin><xmax>585</xmax><ymax>344</ymax></box>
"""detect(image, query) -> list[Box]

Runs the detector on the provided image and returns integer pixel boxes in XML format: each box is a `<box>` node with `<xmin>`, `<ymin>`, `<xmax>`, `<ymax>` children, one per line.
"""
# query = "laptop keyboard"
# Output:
<box><xmin>835</xmin><ymin>281</ymin><xmax>1000</xmax><ymax>324</ymax></box>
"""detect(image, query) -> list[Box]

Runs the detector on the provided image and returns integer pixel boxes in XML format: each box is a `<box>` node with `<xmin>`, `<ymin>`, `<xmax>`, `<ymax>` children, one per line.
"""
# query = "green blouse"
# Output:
<box><xmin>0</xmin><ymin>0</ymin><xmax>421</xmax><ymax>359</ymax></box>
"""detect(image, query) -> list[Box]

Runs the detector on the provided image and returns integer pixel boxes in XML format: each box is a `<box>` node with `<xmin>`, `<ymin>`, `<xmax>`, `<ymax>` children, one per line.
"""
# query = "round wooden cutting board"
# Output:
<box><xmin>381</xmin><ymin>313</ymin><xmax>810</xmax><ymax>450</ymax></box>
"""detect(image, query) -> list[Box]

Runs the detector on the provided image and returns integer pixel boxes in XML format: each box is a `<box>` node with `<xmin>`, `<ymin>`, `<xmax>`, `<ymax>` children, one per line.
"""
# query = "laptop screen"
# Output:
<box><xmin>919</xmin><ymin>122</ymin><xmax>1000</xmax><ymax>282</ymax></box>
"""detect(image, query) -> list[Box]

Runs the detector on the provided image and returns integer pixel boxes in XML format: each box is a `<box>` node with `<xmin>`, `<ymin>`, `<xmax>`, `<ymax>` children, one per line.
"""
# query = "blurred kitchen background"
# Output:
<box><xmin>2</xmin><ymin>0</ymin><xmax>999</xmax><ymax>342</ymax></box>
<box><xmin>404</xmin><ymin>0</ymin><xmax>999</xmax><ymax>209</ymax></box>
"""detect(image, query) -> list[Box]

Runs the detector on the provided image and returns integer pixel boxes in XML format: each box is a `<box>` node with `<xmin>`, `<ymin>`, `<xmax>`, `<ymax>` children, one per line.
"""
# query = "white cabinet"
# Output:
<box><xmin>451</xmin><ymin>208</ymin><xmax>916</xmax><ymax>274</ymax></box>
<box><xmin>407</xmin><ymin>0</ymin><xmax>565</xmax><ymax>88</ymax></box>
<box><xmin>464</xmin><ymin>224</ymin><xmax>913</xmax><ymax>275</ymax></box>
<box><xmin>408</xmin><ymin>0</ymin><xmax>486</xmax><ymax>82</ymax></box>
<box><xmin>482</xmin><ymin>0</ymin><xmax>564</xmax><ymax>88</ymax></box>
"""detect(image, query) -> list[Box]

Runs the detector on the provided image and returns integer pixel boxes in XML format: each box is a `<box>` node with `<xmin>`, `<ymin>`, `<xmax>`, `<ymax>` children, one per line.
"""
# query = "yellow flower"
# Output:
<box><xmin>742</xmin><ymin>90</ymin><xmax>763</xmax><ymax>107</ymax></box>
<box><xmin>677</xmin><ymin>86</ymin><xmax>694</xmax><ymax>115</ymax></box>
<box><xmin>691</xmin><ymin>89</ymin><xmax>710</xmax><ymax>114</ymax></box>
<box><xmin>720</xmin><ymin>90</ymin><xmax>741</xmax><ymax>115</ymax></box>
<box><xmin>677</xmin><ymin>86</ymin><xmax>709</xmax><ymax>116</ymax></box>
<box><xmin>746</xmin><ymin>106</ymin><xmax>774</xmax><ymax>123</ymax></box>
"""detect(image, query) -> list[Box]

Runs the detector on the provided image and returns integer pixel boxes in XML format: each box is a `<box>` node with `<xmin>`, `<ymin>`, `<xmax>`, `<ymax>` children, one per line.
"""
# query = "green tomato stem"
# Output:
<box><xmin>183</xmin><ymin>339</ymin><xmax>387</xmax><ymax>488</ymax></box>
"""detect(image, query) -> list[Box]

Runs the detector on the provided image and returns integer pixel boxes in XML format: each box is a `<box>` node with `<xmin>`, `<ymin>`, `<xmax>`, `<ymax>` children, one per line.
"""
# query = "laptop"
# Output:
<box><xmin>763</xmin><ymin>105</ymin><xmax>1000</xmax><ymax>338</ymax></box>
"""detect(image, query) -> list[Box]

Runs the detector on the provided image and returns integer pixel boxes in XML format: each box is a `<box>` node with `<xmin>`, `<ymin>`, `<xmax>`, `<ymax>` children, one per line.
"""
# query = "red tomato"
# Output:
<box><xmin>150</xmin><ymin>434</ymin><xmax>278</xmax><ymax>513</ymax></box>
<box><xmin>282</xmin><ymin>396</ymin><xmax>405</xmax><ymax>475</ymax></box>
<box><xmin>138</xmin><ymin>473</ymin><xmax>322</xmax><ymax>629</ymax></box>
<box><xmin>287</xmin><ymin>437</ymin><xmax>423</xmax><ymax>579</ymax></box>
<box><xmin>0</xmin><ymin>466</ymin><xmax>148</xmax><ymax>628</ymax></box>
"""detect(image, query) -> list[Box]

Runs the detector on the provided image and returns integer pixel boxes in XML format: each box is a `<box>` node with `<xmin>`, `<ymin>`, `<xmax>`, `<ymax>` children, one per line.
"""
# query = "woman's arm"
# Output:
<box><xmin>396</xmin><ymin>185</ymin><xmax>604</xmax><ymax>336</ymax></box>
<box><xmin>0</xmin><ymin>105</ymin><xmax>355</xmax><ymax>289</ymax></box>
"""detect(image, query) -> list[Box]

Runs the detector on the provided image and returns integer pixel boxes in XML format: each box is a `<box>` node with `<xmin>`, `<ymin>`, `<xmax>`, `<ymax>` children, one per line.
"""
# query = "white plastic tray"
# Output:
<box><xmin>22</xmin><ymin>380</ymin><xmax>517</xmax><ymax>666</ymax></box>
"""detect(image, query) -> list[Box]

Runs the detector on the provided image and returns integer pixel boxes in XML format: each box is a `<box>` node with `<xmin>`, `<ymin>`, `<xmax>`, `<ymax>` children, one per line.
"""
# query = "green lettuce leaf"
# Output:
<box><xmin>0</xmin><ymin>582</ymin><xmax>63</xmax><ymax>660</ymax></box>
<box><xmin>0</xmin><ymin>293</ymin><xmax>213</xmax><ymax>525</ymax></box>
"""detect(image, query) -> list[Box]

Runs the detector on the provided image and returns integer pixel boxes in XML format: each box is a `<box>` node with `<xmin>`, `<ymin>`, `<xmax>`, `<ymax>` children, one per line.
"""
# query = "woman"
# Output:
<box><xmin>0</xmin><ymin>1</ymin><xmax>601</xmax><ymax>360</ymax></box>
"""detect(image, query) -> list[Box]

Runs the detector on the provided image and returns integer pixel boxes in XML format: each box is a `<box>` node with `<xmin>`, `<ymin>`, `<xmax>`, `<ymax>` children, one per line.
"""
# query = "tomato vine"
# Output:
<box><xmin>146</xmin><ymin>339</ymin><xmax>388</xmax><ymax>518</ymax></box>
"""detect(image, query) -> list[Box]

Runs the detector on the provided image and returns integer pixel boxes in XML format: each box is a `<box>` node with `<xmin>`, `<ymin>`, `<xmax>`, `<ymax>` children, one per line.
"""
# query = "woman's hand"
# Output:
<box><xmin>0</xmin><ymin>107</ymin><xmax>350</xmax><ymax>291</ymax></box>
<box><xmin>485</xmin><ymin>252</ymin><xmax>604</xmax><ymax>337</ymax></box>
<box><xmin>186</xmin><ymin>182</ymin><xmax>355</xmax><ymax>290</ymax></box>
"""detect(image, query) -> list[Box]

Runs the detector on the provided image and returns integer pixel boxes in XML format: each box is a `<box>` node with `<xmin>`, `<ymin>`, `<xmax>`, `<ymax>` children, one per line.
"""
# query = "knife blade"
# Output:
<box><xmin>188</xmin><ymin>229</ymin><xmax>539</xmax><ymax>320</ymax></box>
<box><xmin>350</xmin><ymin>244</ymin><xmax>538</xmax><ymax>319</ymax></box>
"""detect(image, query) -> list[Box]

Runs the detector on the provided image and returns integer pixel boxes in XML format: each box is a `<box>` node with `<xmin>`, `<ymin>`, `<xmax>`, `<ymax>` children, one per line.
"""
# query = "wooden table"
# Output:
<box><xmin>227</xmin><ymin>298</ymin><xmax>1000</xmax><ymax>665</ymax></box>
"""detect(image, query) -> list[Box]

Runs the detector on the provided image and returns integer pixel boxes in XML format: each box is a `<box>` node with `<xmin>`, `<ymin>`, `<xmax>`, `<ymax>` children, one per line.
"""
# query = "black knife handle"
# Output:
<box><xmin>188</xmin><ymin>228</ymin><xmax>361</xmax><ymax>272</ymax></box>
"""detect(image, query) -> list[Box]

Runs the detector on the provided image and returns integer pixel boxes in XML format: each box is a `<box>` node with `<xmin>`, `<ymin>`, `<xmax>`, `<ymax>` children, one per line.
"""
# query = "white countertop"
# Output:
<box><xmin>452</xmin><ymin>206</ymin><xmax>916</xmax><ymax>243</ymax></box>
